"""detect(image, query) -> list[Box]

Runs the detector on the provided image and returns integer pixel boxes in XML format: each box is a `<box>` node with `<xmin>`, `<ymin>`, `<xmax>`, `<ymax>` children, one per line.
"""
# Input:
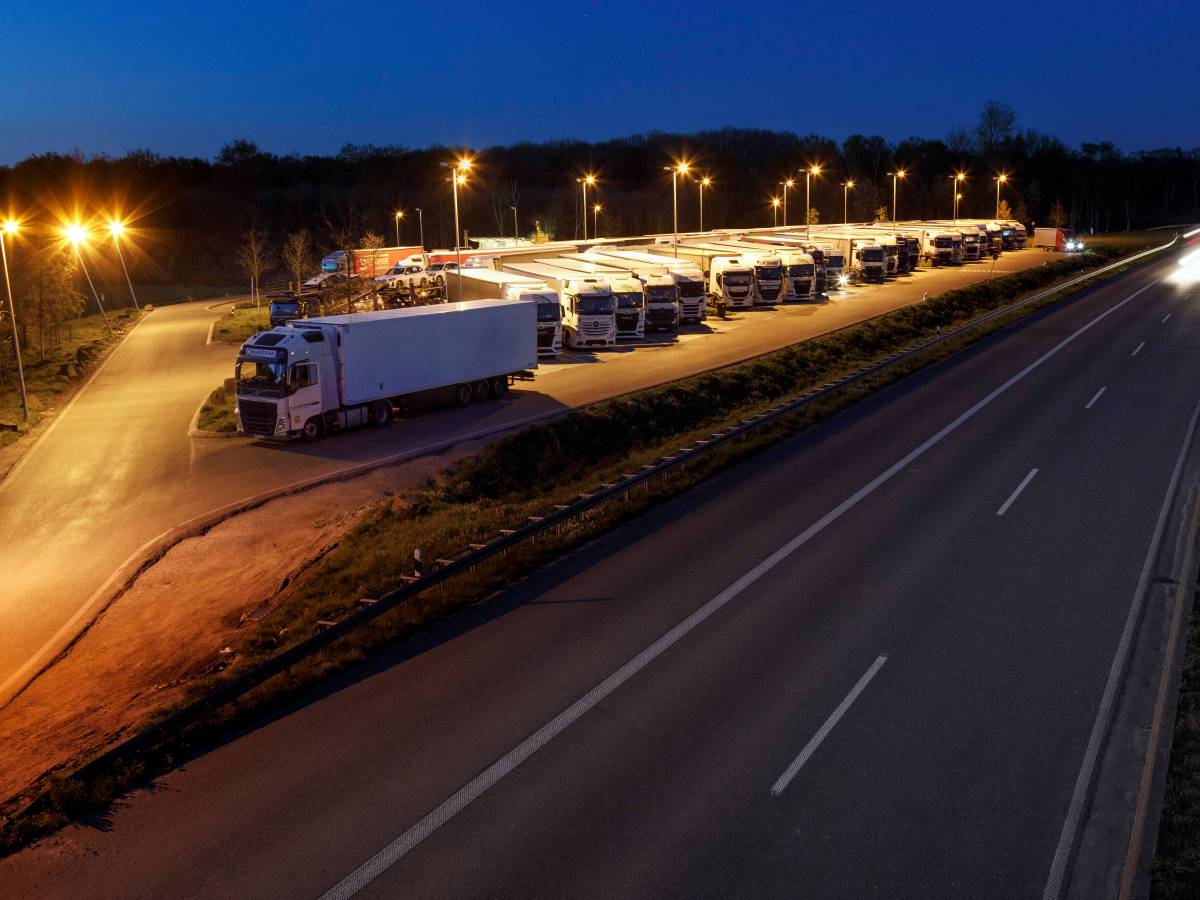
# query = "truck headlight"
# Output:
<box><xmin>837</xmin><ymin>274</ymin><xmax>848</xmax><ymax>286</ymax></box>
<box><xmin>275</xmin><ymin>416</ymin><xmax>288</xmax><ymax>434</ymax></box>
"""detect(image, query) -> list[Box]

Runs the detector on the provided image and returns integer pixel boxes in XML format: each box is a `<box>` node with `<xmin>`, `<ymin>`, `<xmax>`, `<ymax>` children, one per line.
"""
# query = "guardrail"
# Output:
<box><xmin>19</xmin><ymin>236</ymin><xmax>1179</xmax><ymax>814</ymax></box>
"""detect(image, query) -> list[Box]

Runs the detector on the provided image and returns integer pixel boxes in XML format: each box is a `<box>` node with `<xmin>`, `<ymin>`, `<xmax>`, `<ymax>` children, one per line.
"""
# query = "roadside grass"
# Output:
<box><xmin>1151</xmin><ymin>584</ymin><xmax>1200</xmax><ymax>898</ymax></box>
<box><xmin>195</xmin><ymin>381</ymin><xmax>237</xmax><ymax>433</ymax></box>
<box><xmin>210</xmin><ymin>302</ymin><xmax>268</xmax><ymax>344</ymax></box>
<box><xmin>0</xmin><ymin>308</ymin><xmax>141</xmax><ymax>450</ymax></box>
<box><xmin>0</xmin><ymin>233</ymin><xmax>1177</xmax><ymax>856</ymax></box>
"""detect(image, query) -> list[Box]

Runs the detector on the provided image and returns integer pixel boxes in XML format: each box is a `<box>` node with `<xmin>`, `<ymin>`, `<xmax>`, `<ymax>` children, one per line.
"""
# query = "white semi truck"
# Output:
<box><xmin>450</xmin><ymin>268</ymin><xmax>563</xmax><ymax>356</ymax></box>
<box><xmin>541</xmin><ymin>257</ymin><xmax>646</xmax><ymax>339</ymax></box>
<box><xmin>664</xmin><ymin>244</ymin><xmax>757</xmax><ymax>309</ymax></box>
<box><xmin>577</xmin><ymin>250</ymin><xmax>682</xmax><ymax>331</ymax></box>
<box><xmin>700</xmin><ymin>241</ymin><xmax>787</xmax><ymax>303</ymax></box>
<box><xmin>593</xmin><ymin>248</ymin><xmax>707</xmax><ymax>323</ymax></box>
<box><xmin>804</xmin><ymin>232</ymin><xmax>886</xmax><ymax>283</ymax></box>
<box><xmin>499</xmin><ymin>261</ymin><xmax>618</xmax><ymax>349</ymax></box>
<box><xmin>234</xmin><ymin>301</ymin><xmax>537</xmax><ymax>441</ymax></box>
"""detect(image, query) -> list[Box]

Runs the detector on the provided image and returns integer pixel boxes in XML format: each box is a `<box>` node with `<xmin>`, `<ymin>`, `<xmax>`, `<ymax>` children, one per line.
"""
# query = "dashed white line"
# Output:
<box><xmin>770</xmin><ymin>656</ymin><xmax>888</xmax><ymax>797</ymax></box>
<box><xmin>1131</xmin><ymin>342</ymin><xmax>1145</xmax><ymax>357</ymax></box>
<box><xmin>997</xmin><ymin>468</ymin><xmax>1039</xmax><ymax>516</ymax></box>
<box><xmin>1085</xmin><ymin>387</ymin><xmax>1107</xmax><ymax>410</ymax></box>
<box><xmin>1161</xmin><ymin>314</ymin><xmax>1171</xmax><ymax>324</ymax></box>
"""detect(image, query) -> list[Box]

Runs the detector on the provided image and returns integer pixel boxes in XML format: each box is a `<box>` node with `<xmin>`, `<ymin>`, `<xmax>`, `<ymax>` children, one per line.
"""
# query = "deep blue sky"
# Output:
<box><xmin>2</xmin><ymin>0</ymin><xmax>1197</xmax><ymax>164</ymax></box>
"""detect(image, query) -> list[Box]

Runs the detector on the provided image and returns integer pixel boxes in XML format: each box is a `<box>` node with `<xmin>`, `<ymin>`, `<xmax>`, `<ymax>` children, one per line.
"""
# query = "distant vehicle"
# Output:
<box><xmin>302</xmin><ymin>272</ymin><xmax>347</xmax><ymax>290</ymax></box>
<box><xmin>235</xmin><ymin>301</ymin><xmax>538</xmax><ymax>441</ymax></box>
<box><xmin>268</xmin><ymin>294</ymin><xmax>309</xmax><ymax>328</ymax></box>
<box><xmin>426</xmin><ymin>261</ymin><xmax>459</xmax><ymax>278</ymax></box>
<box><xmin>451</xmin><ymin>268</ymin><xmax>563</xmax><ymax>356</ymax></box>
<box><xmin>1032</xmin><ymin>227</ymin><xmax>1084</xmax><ymax>252</ymax></box>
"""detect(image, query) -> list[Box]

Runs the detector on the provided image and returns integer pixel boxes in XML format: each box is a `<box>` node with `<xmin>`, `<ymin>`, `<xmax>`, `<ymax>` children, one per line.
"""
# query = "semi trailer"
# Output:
<box><xmin>661</xmin><ymin>243</ymin><xmax>757</xmax><ymax>309</ymax></box>
<box><xmin>235</xmin><ymin>301</ymin><xmax>537</xmax><ymax>441</ymax></box>
<box><xmin>595</xmin><ymin>248</ymin><xmax>707</xmax><ymax>323</ymax></box>
<box><xmin>577</xmin><ymin>250</ymin><xmax>682</xmax><ymax>331</ymax></box>
<box><xmin>450</xmin><ymin>268</ymin><xmax>563</xmax><ymax>355</ymax></box>
<box><xmin>499</xmin><ymin>261</ymin><xmax>618</xmax><ymax>349</ymax></box>
<box><xmin>540</xmin><ymin>257</ymin><xmax>646</xmax><ymax>339</ymax></box>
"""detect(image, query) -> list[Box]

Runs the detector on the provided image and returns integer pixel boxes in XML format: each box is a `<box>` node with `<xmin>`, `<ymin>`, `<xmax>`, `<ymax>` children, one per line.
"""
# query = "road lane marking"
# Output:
<box><xmin>1085</xmin><ymin>387</ymin><xmax>1107</xmax><ymax>410</ymax></box>
<box><xmin>997</xmin><ymin>468</ymin><xmax>1039</xmax><ymax>516</ymax></box>
<box><xmin>770</xmin><ymin>656</ymin><xmax>887</xmax><ymax>797</ymax></box>
<box><xmin>1043</xmin><ymin>390</ymin><xmax>1200</xmax><ymax>900</ymax></box>
<box><xmin>1161</xmin><ymin>314</ymin><xmax>1171</xmax><ymax>324</ymax></box>
<box><xmin>1131</xmin><ymin>342</ymin><xmax>1145</xmax><ymax>357</ymax></box>
<box><xmin>320</xmin><ymin>278</ymin><xmax>1160</xmax><ymax>900</ymax></box>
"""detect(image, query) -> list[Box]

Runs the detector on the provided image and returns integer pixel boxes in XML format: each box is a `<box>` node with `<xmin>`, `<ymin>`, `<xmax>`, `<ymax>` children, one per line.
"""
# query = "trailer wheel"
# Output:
<box><xmin>301</xmin><ymin>416</ymin><xmax>324</xmax><ymax>441</ymax></box>
<box><xmin>455</xmin><ymin>384</ymin><xmax>473</xmax><ymax>406</ymax></box>
<box><xmin>369</xmin><ymin>400</ymin><xmax>393</xmax><ymax>427</ymax></box>
<box><xmin>490</xmin><ymin>376</ymin><xmax>508</xmax><ymax>397</ymax></box>
<box><xmin>472</xmin><ymin>379</ymin><xmax>492</xmax><ymax>402</ymax></box>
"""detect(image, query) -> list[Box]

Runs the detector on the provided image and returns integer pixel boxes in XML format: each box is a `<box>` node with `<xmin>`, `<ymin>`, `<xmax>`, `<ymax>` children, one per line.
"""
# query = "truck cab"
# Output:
<box><xmin>641</xmin><ymin>274</ymin><xmax>681</xmax><ymax>331</ymax></box>
<box><xmin>506</xmin><ymin>285</ymin><xmax>563</xmax><ymax>356</ymax></box>
<box><xmin>709</xmin><ymin>257</ymin><xmax>756</xmax><ymax>309</ymax></box>
<box><xmin>608</xmin><ymin>276</ymin><xmax>647</xmax><ymax>340</ymax></box>
<box><xmin>746</xmin><ymin>253</ymin><xmax>785</xmax><ymax>304</ymax></box>
<box><xmin>561</xmin><ymin>279</ymin><xmax>618</xmax><ymax>349</ymax></box>
<box><xmin>779</xmin><ymin>250</ymin><xmax>816</xmax><ymax>300</ymax></box>
<box><xmin>235</xmin><ymin>329</ymin><xmax>339</xmax><ymax>440</ymax></box>
<box><xmin>268</xmin><ymin>295</ymin><xmax>306</xmax><ymax>328</ymax></box>
<box><xmin>853</xmin><ymin>243</ymin><xmax>887</xmax><ymax>283</ymax></box>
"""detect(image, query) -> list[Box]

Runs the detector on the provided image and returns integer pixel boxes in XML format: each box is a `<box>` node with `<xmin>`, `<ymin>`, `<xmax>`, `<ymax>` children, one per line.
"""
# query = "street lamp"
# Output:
<box><xmin>439</xmin><ymin>156</ymin><xmax>473</xmax><ymax>301</ymax></box>
<box><xmin>415</xmin><ymin>208</ymin><xmax>424</xmax><ymax>251</ymax></box>
<box><xmin>593</xmin><ymin>203</ymin><xmax>602</xmax><ymax>238</ymax></box>
<box><xmin>889</xmin><ymin>169</ymin><xmax>907</xmax><ymax>224</ymax></box>
<box><xmin>779</xmin><ymin>178</ymin><xmax>795</xmax><ymax>227</ymax></box>
<box><xmin>805</xmin><ymin>165</ymin><xmax>822</xmax><ymax>236</ymax></box>
<box><xmin>1</xmin><ymin>219</ymin><xmax>28</xmax><ymax>422</ymax></box>
<box><xmin>995</xmin><ymin>173</ymin><xmax>1009</xmax><ymax>217</ymax></box>
<box><xmin>394</xmin><ymin>210</ymin><xmax>404</xmax><ymax>246</ymax></box>
<box><xmin>699</xmin><ymin>176</ymin><xmax>711</xmax><ymax>232</ymax></box>
<box><xmin>771</xmin><ymin>196</ymin><xmax>781</xmax><ymax>228</ymax></box>
<box><xmin>109</xmin><ymin>220</ymin><xmax>140</xmax><ymax>312</ymax></box>
<box><xmin>65</xmin><ymin>224</ymin><xmax>113</xmax><ymax>336</ymax></box>
<box><xmin>952</xmin><ymin>173</ymin><xmax>967</xmax><ymax>222</ymax></box>
<box><xmin>664</xmin><ymin>160</ymin><xmax>690</xmax><ymax>257</ymax></box>
<box><xmin>577</xmin><ymin>173</ymin><xmax>597</xmax><ymax>240</ymax></box>
<box><xmin>842</xmin><ymin>180</ymin><xmax>855</xmax><ymax>224</ymax></box>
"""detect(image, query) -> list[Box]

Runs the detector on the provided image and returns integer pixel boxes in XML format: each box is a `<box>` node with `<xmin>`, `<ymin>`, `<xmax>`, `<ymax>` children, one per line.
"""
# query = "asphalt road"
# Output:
<box><xmin>2</xmin><ymin>254</ymin><xmax>1195</xmax><ymax>897</ymax></box>
<box><xmin>0</xmin><ymin>251</ymin><xmax>1053</xmax><ymax>705</ymax></box>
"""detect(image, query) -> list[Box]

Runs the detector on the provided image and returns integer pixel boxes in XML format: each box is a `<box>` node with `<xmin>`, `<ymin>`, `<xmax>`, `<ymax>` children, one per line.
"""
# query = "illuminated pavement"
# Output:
<box><xmin>0</xmin><ymin>250</ymin><xmax>1054</xmax><ymax>706</ymax></box>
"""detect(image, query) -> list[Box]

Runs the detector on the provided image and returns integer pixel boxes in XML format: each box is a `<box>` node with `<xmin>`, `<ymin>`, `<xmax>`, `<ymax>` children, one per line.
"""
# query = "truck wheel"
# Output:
<box><xmin>301</xmin><ymin>417</ymin><xmax>324</xmax><ymax>441</ymax></box>
<box><xmin>455</xmin><ymin>384</ymin><xmax>473</xmax><ymax>406</ymax></box>
<box><xmin>472</xmin><ymin>379</ymin><xmax>492</xmax><ymax>402</ymax></box>
<box><xmin>369</xmin><ymin>400</ymin><xmax>393</xmax><ymax>427</ymax></box>
<box><xmin>490</xmin><ymin>376</ymin><xmax>508</xmax><ymax>397</ymax></box>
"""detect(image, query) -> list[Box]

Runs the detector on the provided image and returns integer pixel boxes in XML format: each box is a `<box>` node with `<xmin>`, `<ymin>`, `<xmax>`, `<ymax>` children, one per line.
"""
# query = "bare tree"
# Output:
<box><xmin>281</xmin><ymin>231</ymin><xmax>313</xmax><ymax>292</ymax></box>
<box><xmin>976</xmin><ymin>101</ymin><xmax>1017</xmax><ymax>155</ymax></box>
<box><xmin>1048</xmin><ymin>198</ymin><xmax>1067</xmax><ymax>227</ymax></box>
<box><xmin>237</xmin><ymin>229</ymin><xmax>271</xmax><ymax>308</ymax></box>
<box><xmin>358</xmin><ymin>231</ymin><xmax>386</xmax><ymax>280</ymax></box>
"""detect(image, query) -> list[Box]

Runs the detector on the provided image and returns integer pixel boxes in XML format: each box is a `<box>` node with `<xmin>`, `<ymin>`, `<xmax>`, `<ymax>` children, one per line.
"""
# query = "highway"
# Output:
<box><xmin>0</xmin><ymin>251</ymin><xmax>1049</xmax><ymax>706</ymax></box>
<box><xmin>2</xmin><ymin>254</ymin><xmax>1194</xmax><ymax>897</ymax></box>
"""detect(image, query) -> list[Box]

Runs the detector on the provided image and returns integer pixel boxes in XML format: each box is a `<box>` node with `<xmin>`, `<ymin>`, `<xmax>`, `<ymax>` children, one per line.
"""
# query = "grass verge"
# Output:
<box><xmin>0</xmin><ymin>308</ymin><xmax>141</xmax><ymax>451</ymax></box>
<box><xmin>0</xmin><ymin>233</ymin><xmax>1176</xmax><ymax>855</ymax></box>
<box><xmin>210</xmin><ymin>302</ymin><xmax>268</xmax><ymax>344</ymax></box>
<box><xmin>195</xmin><ymin>380</ymin><xmax>237</xmax><ymax>433</ymax></box>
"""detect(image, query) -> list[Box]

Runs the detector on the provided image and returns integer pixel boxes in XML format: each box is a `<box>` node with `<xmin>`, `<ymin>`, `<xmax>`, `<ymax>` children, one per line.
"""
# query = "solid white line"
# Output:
<box><xmin>1161</xmin><ymin>314</ymin><xmax>1171</xmax><ymax>324</ymax></box>
<box><xmin>319</xmin><ymin>278</ymin><xmax>1161</xmax><ymax>900</ymax></box>
<box><xmin>1131</xmin><ymin>341</ymin><xmax>1145</xmax><ymax>357</ymax></box>
<box><xmin>997</xmin><ymin>468</ymin><xmax>1039</xmax><ymax>516</ymax></box>
<box><xmin>1085</xmin><ymin>387</ymin><xmax>1107</xmax><ymax>410</ymax></box>
<box><xmin>1042</xmin><ymin>388</ymin><xmax>1200</xmax><ymax>899</ymax></box>
<box><xmin>205</xmin><ymin>320</ymin><xmax>216</xmax><ymax>345</ymax></box>
<box><xmin>770</xmin><ymin>656</ymin><xmax>887</xmax><ymax>797</ymax></box>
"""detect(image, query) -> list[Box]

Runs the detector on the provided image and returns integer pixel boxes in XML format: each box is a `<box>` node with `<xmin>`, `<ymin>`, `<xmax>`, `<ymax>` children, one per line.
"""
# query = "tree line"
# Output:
<box><xmin>1</xmin><ymin>101</ymin><xmax>1197</xmax><ymax>294</ymax></box>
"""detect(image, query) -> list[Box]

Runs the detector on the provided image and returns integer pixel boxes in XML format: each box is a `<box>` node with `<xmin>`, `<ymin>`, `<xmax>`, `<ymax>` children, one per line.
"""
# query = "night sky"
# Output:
<box><xmin>2</xmin><ymin>0</ymin><xmax>1198</xmax><ymax>163</ymax></box>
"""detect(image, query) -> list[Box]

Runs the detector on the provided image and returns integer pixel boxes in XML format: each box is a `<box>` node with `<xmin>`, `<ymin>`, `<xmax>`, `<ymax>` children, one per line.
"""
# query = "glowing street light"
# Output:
<box><xmin>805</xmin><ymin>165</ymin><xmax>822</xmax><ymax>236</ymax></box>
<box><xmin>439</xmin><ymin>155</ymin><xmax>474</xmax><ymax>300</ymax></box>
<box><xmin>593</xmin><ymin>203</ymin><xmax>602</xmax><ymax>238</ymax></box>
<box><xmin>577</xmin><ymin>173</ymin><xmax>597</xmax><ymax>240</ymax></box>
<box><xmin>842</xmin><ymin>180</ymin><xmax>855</xmax><ymax>224</ymax></box>
<box><xmin>393</xmin><ymin>209</ymin><xmax>404</xmax><ymax>246</ymax></box>
<box><xmin>779</xmin><ymin>178</ymin><xmax>795</xmax><ymax>227</ymax></box>
<box><xmin>952</xmin><ymin>173</ymin><xmax>967</xmax><ymax>222</ymax></box>
<box><xmin>109</xmin><ymin>219</ymin><xmax>140</xmax><ymax>312</ymax></box>
<box><xmin>889</xmin><ymin>169</ymin><xmax>907</xmax><ymax>224</ymax></box>
<box><xmin>995</xmin><ymin>173</ymin><xmax>1009</xmax><ymax>217</ymax></box>
<box><xmin>664</xmin><ymin>160</ymin><xmax>691</xmax><ymax>257</ymax></box>
<box><xmin>65</xmin><ymin>224</ymin><xmax>113</xmax><ymax>336</ymax></box>
<box><xmin>698</xmin><ymin>176</ymin><xmax>712</xmax><ymax>232</ymax></box>
<box><xmin>0</xmin><ymin>219</ymin><xmax>28</xmax><ymax>421</ymax></box>
<box><xmin>771</xmin><ymin>196</ymin><xmax>782</xmax><ymax>228</ymax></box>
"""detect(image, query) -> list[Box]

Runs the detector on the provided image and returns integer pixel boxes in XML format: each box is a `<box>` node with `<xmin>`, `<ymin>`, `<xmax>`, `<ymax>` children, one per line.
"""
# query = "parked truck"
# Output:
<box><xmin>664</xmin><ymin>244</ymin><xmax>757</xmax><ymax>309</ymax></box>
<box><xmin>542</xmin><ymin>257</ymin><xmax>645</xmax><ymax>339</ymax></box>
<box><xmin>1032</xmin><ymin>227</ymin><xmax>1084</xmax><ymax>252</ymax></box>
<box><xmin>450</xmin><ymin>268</ymin><xmax>563</xmax><ymax>356</ymax></box>
<box><xmin>701</xmin><ymin>241</ymin><xmax>787</xmax><ymax>303</ymax></box>
<box><xmin>593</xmin><ymin>248</ymin><xmax>707</xmax><ymax>323</ymax></box>
<box><xmin>805</xmin><ymin>233</ymin><xmax>887</xmax><ymax>283</ymax></box>
<box><xmin>499</xmin><ymin>261</ymin><xmax>618</xmax><ymax>349</ymax></box>
<box><xmin>235</xmin><ymin>301</ymin><xmax>537</xmax><ymax>441</ymax></box>
<box><xmin>576</xmin><ymin>250</ymin><xmax>681</xmax><ymax>331</ymax></box>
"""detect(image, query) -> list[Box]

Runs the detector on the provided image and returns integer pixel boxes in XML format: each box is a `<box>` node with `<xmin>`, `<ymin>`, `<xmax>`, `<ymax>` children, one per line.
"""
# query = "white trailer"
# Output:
<box><xmin>698</xmin><ymin>240</ymin><xmax>787</xmax><ymax>303</ymax></box>
<box><xmin>574</xmin><ymin>250</ymin><xmax>681</xmax><ymax>331</ymax></box>
<box><xmin>591</xmin><ymin>248</ymin><xmax>706</xmax><ymax>323</ymax></box>
<box><xmin>542</xmin><ymin>256</ymin><xmax>645</xmax><ymax>339</ymax></box>
<box><xmin>450</xmin><ymin>269</ymin><xmax>563</xmax><ymax>356</ymax></box>
<box><xmin>664</xmin><ymin>244</ymin><xmax>757</xmax><ymax>309</ymax></box>
<box><xmin>235</xmin><ymin>301</ymin><xmax>537</xmax><ymax>441</ymax></box>
<box><xmin>499</xmin><ymin>261</ymin><xmax>618</xmax><ymax>349</ymax></box>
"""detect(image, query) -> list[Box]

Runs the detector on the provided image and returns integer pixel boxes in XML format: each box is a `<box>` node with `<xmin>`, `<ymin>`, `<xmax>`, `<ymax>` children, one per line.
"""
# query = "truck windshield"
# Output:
<box><xmin>788</xmin><ymin>264</ymin><xmax>815</xmax><ymax>276</ymax></box>
<box><xmin>575</xmin><ymin>294</ymin><xmax>615</xmax><ymax>315</ymax></box>
<box><xmin>677</xmin><ymin>280</ymin><xmax>704</xmax><ymax>298</ymax></box>
<box><xmin>825</xmin><ymin>255</ymin><xmax>845</xmax><ymax>267</ymax></box>
<box><xmin>934</xmin><ymin>237</ymin><xmax>952</xmax><ymax>248</ymax></box>
<box><xmin>756</xmin><ymin>266</ymin><xmax>783</xmax><ymax>280</ymax></box>
<box><xmin>647</xmin><ymin>285</ymin><xmax>678</xmax><ymax>303</ymax></box>
<box><xmin>235</xmin><ymin>359</ymin><xmax>286</xmax><ymax>394</ymax></box>
<box><xmin>615</xmin><ymin>291</ymin><xmax>643</xmax><ymax>309</ymax></box>
<box><xmin>862</xmin><ymin>248</ymin><xmax>884</xmax><ymax>261</ymax></box>
<box><xmin>526</xmin><ymin>296</ymin><xmax>561</xmax><ymax>321</ymax></box>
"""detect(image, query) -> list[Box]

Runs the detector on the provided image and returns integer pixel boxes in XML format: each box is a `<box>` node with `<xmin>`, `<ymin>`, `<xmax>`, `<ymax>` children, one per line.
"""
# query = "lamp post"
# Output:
<box><xmin>415</xmin><ymin>208</ymin><xmax>424</xmax><ymax>251</ymax></box>
<box><xmin>805</xmin><ymin>165</ymin><xmax>822</xmax><ymax>236</ymax></box>
<box><xmin>771</xmin><ymin>196</ymin><xmax>781</xmax><ymax>228</ymax></box>
<box><xmin>593</xmin><ymin>203</ymin><xmax>602</xmax><ymax>239</ymax></box>
<box><xmin>779</xmin><ymin>178</ymin><xmax>795</xmax><ymax>227</ymax></box>
<box><xmin>842</xmin><ymin>180</ymin><xmax>855</xmax><ymax>224</ymax></box>
<box><xmin>439</xmin><ymin>156</ymin><xmax>472</xmax><ymax>301</ymax></box>
<box><xmin>889</xmin><ymin>169</ymin><xmax>907</xmax><ymax>224</ymax></box>
<box><xmin>109</xmin><ymin>220</ymin><xmax>140</xmax><ymax>312</ymax></box>
<box><xmin>511</xmin><ymin>206</ymin><xmax>518</xmax><ymax>242</ymax></box>
<box><xmin>699</xmin><ymin>176</ymin><xmax>711</xmax><ymax>232</ymax></box>
<box><xmin>577</xmin><ymin>174</ymin><xmax>596</xmax><ymax>240</ymax></box>
<box><xmin>66</xmin><ymin>225</ymin><xmax>113</xmax><ymax>336</ymax></box>
<box><xmin>995</xmin><ymin>173</ymin><xmax>1008</xmax><ymax>217</ymax></box>
<box><xmin>1</xmin><ymin>220</ymin><xmax>28</xmax><ymax>422</ymax></box>
<box><xmin>394</xmin><ymin>210</ymin><xmax>404</xmax><ymax>246</ymax></box>
<box><xmin>664</xmin><ymin>161</ymin><xmax>690</xmax><ymax>257</ymax></box>
<box><xmin>952</xmin><ymin>173</ymin><xmax>966</xmax><ymax>221</ymax></box>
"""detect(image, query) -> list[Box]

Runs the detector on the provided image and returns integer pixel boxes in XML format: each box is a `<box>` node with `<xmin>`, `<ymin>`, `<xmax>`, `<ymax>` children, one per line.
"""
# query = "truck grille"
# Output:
<box><xmin>537</xmin><ymin>329</ymin><xmax>555</xmax><ymax>348</ymax></box>
<box><xmin>239</xmin><ymin>399</ymin><xmax>278</xmax><ymax>436</ymax></box>
<box><xmin>648</xmin><ymin>307</ymin><xmax>675</xmax><ymax>324</ymax></box>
